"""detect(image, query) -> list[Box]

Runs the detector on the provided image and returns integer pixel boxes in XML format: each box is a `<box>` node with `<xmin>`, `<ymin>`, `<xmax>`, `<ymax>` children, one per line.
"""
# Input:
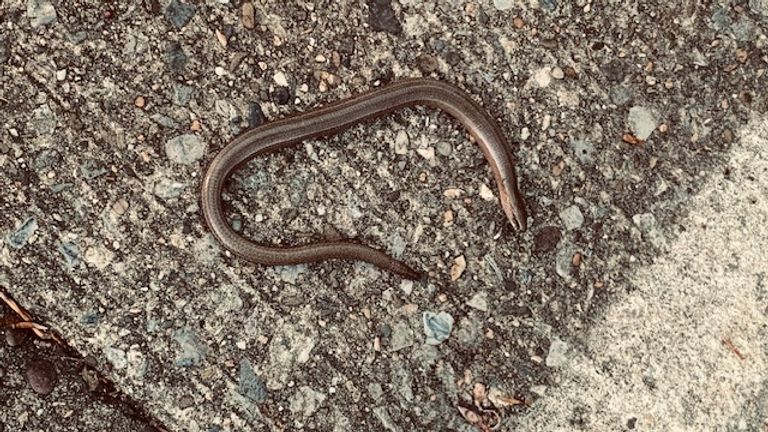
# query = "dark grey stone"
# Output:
<box><xmin>165</xmin><ymin>41</ymin><xmax>188</xmax><ymax>73</ymax></box>
<box><xmin>238</xmin><ymin>359</ymin><xmax>267</xmax><ymax>403</ymax></box>
<box><xmin>6</xmin><ymin>218</ymin><xmax>38</xmax><ymax>249</ymax></box>
<box><xmin>367</xmin><ymin>0</ymin><xmax>402</xmax><ymax>35</ymax></box>
<box><xmin>164</xmin><ymin>0</ymin><xmax>196</xmax><ymax>29</ymax></box>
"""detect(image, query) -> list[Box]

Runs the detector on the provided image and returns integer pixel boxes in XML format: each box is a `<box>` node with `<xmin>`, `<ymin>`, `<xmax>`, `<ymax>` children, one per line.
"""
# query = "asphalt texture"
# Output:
<box><xmin>1</xmin><ymin>0</ymin><xmax>767</xmax><ymax>431</ymax></box>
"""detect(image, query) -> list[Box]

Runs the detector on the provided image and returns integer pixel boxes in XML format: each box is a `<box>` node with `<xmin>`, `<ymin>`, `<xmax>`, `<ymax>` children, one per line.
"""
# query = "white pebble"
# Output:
<box><xmin>416</xmin><ymin>146</ymin><xmax>435</xmax><ymax>160</ymax></box>
<box><xmin>533</xmin><ymin>67</ymin><xmax>552</xmax><ymax>88</ymax></box>
<box><xmin>394</xmin><ymin>130</ymin><xmax>409</xmax><ymax>155</ymax></box>
<box><xmin>479</xmin><ymin>184</ymin><xmax>495</xmax><ymax>201</ymax></box>
<box><xmin>273</xmin><ymin>71</ymin><xmax>289</xmax><ymax>87</ymax></box>
<box><xmin>542</xmin><ymin>114</ymin><xmax>552</xmax><ymax>131</ymax></box>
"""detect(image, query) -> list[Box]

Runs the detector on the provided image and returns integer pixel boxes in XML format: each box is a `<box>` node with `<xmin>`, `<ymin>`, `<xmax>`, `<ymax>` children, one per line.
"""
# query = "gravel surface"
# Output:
<box><xmin>0</xmin><ymin>301</ymin><xmax>160</xmax><ymax>431</ymax></box>
<box><xmin>1</xmin><ymin>0</ymin><xmax>767</xmax><ymax>430</ymax></box>
<box><xmin>513</xmin><ymin>115</ymin><xmax>768</xmax><ymax>431</ymax></box>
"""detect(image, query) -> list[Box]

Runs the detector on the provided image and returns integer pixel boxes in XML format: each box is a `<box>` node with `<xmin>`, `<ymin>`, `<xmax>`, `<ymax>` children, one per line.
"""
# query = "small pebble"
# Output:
<box><xmin>436</xmin><ymin>141</ymin><xmax>452</xmax><ymax>156</ymax></box>
<box><xmin>7</xmin><ymin>218</ymin><xmax>38</xmax><ymax>249</ymax></box>
<box><xmin>388</xmin><ymin>321</ymin><xmax>415</xmax><ymax>352</ymax></box>
<box><xmin>178</xmin><ymin>394</ymin><xmax>195</xmax><ymax>409</ymax></box>
<box><xmin>735</xmin><ymin>48</ymin><xmax>749</xmax><ymax>63</ymax></box>
<box><xmin>154</xmin><ymin>178</ymin><xmax>186</xmax><ymax>199</ymax></box>
<box><xmin>450</xmin><ymin>255</ymin><xmax>467</xmax><ymax>281</ymax></box>
<box><xmin>443</xmin><ymin>210</ymin><xmax>454</xmax><ymax>226</ymax></box>
<box><xmin>165</xmin><ymin>41</ymin><xmax>188</xmax><ymax>73</ymax></box>
<box><xmin>570</xmin><ymin>139</ymin><xmax>595</xmax><ymax>164</ymax></box>
<box><xmin>444</xmin><ymin>188</ymin><xmax>463</xmax><ymax>198</ymax></box>
<box><xmin>273</xmin><ymin>71</ymin><xmax>289</xmax><ymax>87</ymax></box>
<box><xmin>417</xmin><ymin>54</ymin><xmax>439</xmax><ymax>74</ymax></box>
<box><xmin>368</xmin><ymin>0</ymin><xmax>402</xmax><ymax>35</ymax></box>
<box><xmin>416</xmin><ymin>146</ymin><xmax>435</xmax><ymax>160</ymax></box>
<box><xmin>173</xmin><ymin>85</ymin><xmax>195</xmax><ymax>106</ymax></box>
<box><xmin>134</xmin><ymin>96</ymin><xmax>145</xmax><ymax>108</ymax></box>
<box><xmin>559</xmin><ymin>205</ymin><xmax>585</xmax><ymax>231</ymax></box>
<box><xmin>173</xmin><ymin>328</ymin><xmax>207</xmax><ymax>366</ymax></box>
<box><xmin>394</xmin><ymin>130</ymin><xmax>409</xmax><ymax>155</ymax></box>
<box><xmin>533</xmin><ymin>226</ymin><xmax>562</xmax><ymax>253</ymax></box>
<box><xmin>571</xmin><ymin>252</ymin><xmax>582</xmax><ymax>267</ymax></box>
<box><xmin>271</xmin><ymin>86</ymin><xmax>290</xmax><ymax>105</ymax></box>
<box><xmin>150</xmin><ymin>113</ymin><xmax>179</xmax><ymax>129</ymax></box>
<box><xmin>601</xmin><ymin>59</ymin><xmax>625</xmax><ymax>83</ymax></box>
<box><xmin>25</xmin><ymin>359</ymin><xmax>58</xmax><ymax>395</ymax></box>
<box><xmin>721</xmin><ymin>129</ymin><xmax>734</xmax><ymax>143</ymax></box>
<box><xmin>400</xmin><ymin>280</ymin><xmax>414</xmax><ymax>295</ymax></box>
<box><xmin>632</xmin><ymin>212</ymin><xmax>667</xmax><ymax>248</ymax></box>
<box><xmin>165</xmin><ymin>134</ymin><xmax>206</xmax><ymax>164</ymax></box>
<box><xmin>423</xmin><ymin>311</ymin><xmax>454</xmax><ymax>345</ymax></box>
<box><xmin>444</xmin><ymin>51</ymin><xmax>461</xmax><ymax>66</ymax></box>
<box><xmin>546</xmin><ymin>338</ymin><xmax>569</xmax><ymax>367</ymax></box>
<box><xmin>215</xmin><ymin>28</ymin><xmax>227</xmax><ymax>48</ymax></box>
<box><xmin>479</xmin><ymin>184</ymin><xmax>494</xmax><ymax>201</ymax></box>
<box><xmin>58</xmin><ymin>241</ymin><xmax>80</xmax><ymax>268</ymax></box>
<box><xmin>27</xmin><ymin>0</ymin><xmax>57</xmax><ymax>28</ymax></box>
<box><xmin>534</xmin><ymin>67</ymin><xmax>552</xmax><ymax>87</ymax></box>
<box><xmin>164</xmin><ymin>0</ymin><xmax>196</xmax><ymax>29</ymax></box>
<box><xmin>242</xmin><ymin>2</ymin><xmax>255</xmax><ymax>29</ymax></box>
<box><xmin>540</xmin><ymin>0</ymin><xmax>558</xmax><ymax>11</ymax></box>
<box><xmin>28</xmin><ymin>104</ymin><xmax>57</xmax><ymax>136</ymax></box>
<box><xmin>555</xmin><ymin>245</ymin><xmax>579</xmax><ymax>279</ymax></box>
<box><xmin>248</xmin><ymin>102</ymin><xmax>266</xmax><ymax>128</ymax></box>
<box><xmin>563</xmin><ymin>66</ymin><xmax>578</xmax><ymax>79</ymax></box>
<box><xmin>467</xmin><ymin>292</ymin><xmax>489</xmax><ymax>312</ymax></box>
<box><xmin>551</xmin><ymin>66</ymin><xmax>564</xmax><ymax>79</ymax></box>
<box><xmin>513</xmin><ymin>17</ymin><xmax>524</xmax><ymax>28</ymax></box>
<box><xmin>239</xmin><ymin>359</ymin><xmax>267</xmax><ymax>402</ymax></box>
<box><xmin>81</xmin><ymin>368</ymin><xmax>99</xmax><ymax>392</ymax></box>
<box><xmin>229</xmin><ymin>52</ymin><xmax>248</xmax><ymax>71</ymax></box>
<box><xmin>628</xmin><ymin>106</ymin><xmax>658</xmax><ymax>141</ymax></box>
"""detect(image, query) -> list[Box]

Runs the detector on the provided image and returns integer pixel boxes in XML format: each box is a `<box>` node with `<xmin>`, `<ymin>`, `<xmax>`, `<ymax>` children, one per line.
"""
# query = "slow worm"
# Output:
<box><xmin>201</xmin><ymin>78</ymin><xmax>526</xmax><ymax>280</ymax></box>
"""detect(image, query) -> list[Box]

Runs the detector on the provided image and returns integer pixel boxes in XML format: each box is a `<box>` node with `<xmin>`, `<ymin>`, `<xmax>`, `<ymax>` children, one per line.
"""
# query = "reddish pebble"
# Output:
<box><xmin>25</xmin><ymin>359</ymin><xmax>58</xmax><ymax>395</ymax></box>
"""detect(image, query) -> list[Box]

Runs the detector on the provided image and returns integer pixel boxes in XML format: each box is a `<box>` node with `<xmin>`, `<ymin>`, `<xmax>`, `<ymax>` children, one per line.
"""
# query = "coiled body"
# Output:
<box><xmin>201</xmin><ymin>78</ymin><xmax>526</xmax><ymax>279</ymax></box>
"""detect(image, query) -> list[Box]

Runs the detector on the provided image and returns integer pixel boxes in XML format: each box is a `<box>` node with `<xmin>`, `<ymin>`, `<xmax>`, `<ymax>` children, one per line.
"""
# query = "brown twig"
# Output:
<box><xmin>0</xmin><ymin>289</ymin><xmax>62</xmax><ymax>344</ymax></box>
<box><xmin>8</xmin><ymin>321</ymin><xmax>49</xmax><ymax>331</ymax></box>
<box><xmin>721</xmin><ymin>338</ymin><xmax>746</xmax><ymax>361</ymax></box>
